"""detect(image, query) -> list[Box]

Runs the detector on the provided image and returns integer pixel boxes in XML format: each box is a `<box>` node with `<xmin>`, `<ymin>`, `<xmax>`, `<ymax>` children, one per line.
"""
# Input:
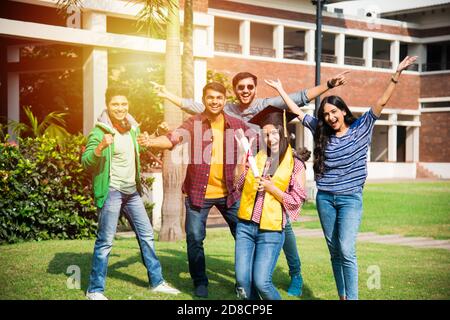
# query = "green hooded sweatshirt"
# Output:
<box><xmin>82</xmin><ymin>110</ymin><xmax>142</xmax><ymax>208</ymax></box>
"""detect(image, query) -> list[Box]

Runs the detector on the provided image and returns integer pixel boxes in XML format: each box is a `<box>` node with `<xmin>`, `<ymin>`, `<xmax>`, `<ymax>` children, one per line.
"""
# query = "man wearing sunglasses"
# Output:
<box><xmin>153</xmin><ymin>70</ymin><xmax>349</xmax><ymax>297</ymax></box>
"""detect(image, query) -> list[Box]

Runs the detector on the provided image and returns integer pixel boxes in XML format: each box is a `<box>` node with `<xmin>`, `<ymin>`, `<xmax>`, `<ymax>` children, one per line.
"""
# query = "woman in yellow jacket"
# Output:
<box><xmin>234</xmin><ymin>106</ymin><xmax>310</xmax><ymax>300</ymax></box>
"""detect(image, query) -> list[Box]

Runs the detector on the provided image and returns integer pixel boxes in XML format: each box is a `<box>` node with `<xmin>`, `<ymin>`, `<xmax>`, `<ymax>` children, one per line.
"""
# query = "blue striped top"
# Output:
<box><xmin>303</xmin><ymin>109</ymin><xmax>378</xmax><ymax>194</ymax></box>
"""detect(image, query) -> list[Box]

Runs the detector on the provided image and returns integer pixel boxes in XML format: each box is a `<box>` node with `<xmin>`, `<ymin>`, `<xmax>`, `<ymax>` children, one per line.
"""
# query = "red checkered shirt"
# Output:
<box><xmin>166</xmin><ymin>112</ymin><xmax>250</xmax><ymax>208</ymax></box>
<box><xmin>236</xmin><ymin>157</ymin><xmax>307</xmax><ymax>228</ymax></box>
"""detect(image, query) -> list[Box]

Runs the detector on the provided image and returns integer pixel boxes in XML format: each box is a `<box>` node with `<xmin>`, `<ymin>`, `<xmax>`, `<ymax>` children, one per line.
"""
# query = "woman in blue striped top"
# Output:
<box><xmin>265</xmin><ymin>55</ymin><xmax>417</xmax><ymax>300</ymax></box>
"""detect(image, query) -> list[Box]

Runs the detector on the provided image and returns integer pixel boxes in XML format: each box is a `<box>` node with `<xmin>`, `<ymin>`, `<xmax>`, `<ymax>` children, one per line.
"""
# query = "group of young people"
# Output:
<box><xmin>82</xmin><ymin>55</ymin><xmax>417</xmax><ymax>300</ymax></box>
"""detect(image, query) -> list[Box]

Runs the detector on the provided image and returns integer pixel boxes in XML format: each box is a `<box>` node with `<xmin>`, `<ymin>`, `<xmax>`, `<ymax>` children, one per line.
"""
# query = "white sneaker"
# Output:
<box><xmin>151</xmin><ymin>281</ymin><xmax>181</xmax><ymax>295</ymax></box>
<box><xmin>86</xmin><ymin>292</ymin><xmax>108</xmax><ymax>300</ymax></box>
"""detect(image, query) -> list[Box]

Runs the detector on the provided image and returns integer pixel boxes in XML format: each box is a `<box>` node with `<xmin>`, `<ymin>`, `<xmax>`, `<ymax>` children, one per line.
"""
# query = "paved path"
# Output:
<box><xmin>116</xmin><ymin>215</ymin><xmax>450</xmax><ymax>251</ymax></box>
<box><xmin>293</xmin><ymin>228</ymin><xmax>450</xmax><ymax>251</ymax></box>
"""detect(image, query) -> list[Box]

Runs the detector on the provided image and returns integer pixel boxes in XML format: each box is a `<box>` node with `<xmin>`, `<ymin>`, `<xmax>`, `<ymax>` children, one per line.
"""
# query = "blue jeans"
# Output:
<box><xmin>283</xmin><ymin>220</ymin><xmax>301</xmax><ymax>277</ymax></box>
<box><xmin>185</xmin><ymin>197</ymin><xmax>239</xmax><ymax>287</ymax></box>
<box><xmin>235</xmin><ymin>220</ymin><xmax>285</xmax><ymax>300</ymax></box>
<box><xmin>87</xmin><ymin>189</ymin><xmax>164</xmax><ymax>293</ymax></box>
<box><xmin>316</xmin><ymin>190</ymin><xmax>363</xmax><ymax>300</ymax></box>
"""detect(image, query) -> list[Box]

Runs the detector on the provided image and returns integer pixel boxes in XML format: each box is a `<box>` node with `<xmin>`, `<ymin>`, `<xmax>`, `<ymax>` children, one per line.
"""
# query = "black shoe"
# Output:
<box><xmin>194</xmin><ymin>285</ymin><xmax>208</xmax><ymax>298</ymax></box>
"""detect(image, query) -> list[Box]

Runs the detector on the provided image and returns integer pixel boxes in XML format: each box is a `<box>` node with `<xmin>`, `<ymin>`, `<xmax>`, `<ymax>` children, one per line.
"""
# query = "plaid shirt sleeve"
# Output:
<box><xmin>165</xmin><ymin>116</ymin><xmax>195</xmax><ymax>150</ymax></box>
<box><xmin>235</xmin><ymin>165</ymin><xmax>249</xmax><ymax>192</ymax></box>
<box><xmin>282</xmin><ymin>158</ymin><xmax>307</xmax><ymax>222</ymax></box>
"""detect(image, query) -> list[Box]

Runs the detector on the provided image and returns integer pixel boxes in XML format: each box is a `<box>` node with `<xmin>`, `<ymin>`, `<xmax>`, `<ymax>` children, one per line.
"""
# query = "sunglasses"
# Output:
<box><xmin>236</xmin><ymin>84</ymin><xmax>255</xmax><ymax>91</ymax></box>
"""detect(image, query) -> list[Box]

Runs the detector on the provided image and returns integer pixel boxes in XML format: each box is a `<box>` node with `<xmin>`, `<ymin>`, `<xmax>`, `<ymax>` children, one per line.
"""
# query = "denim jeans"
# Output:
<box><xmin>185</xmin><ymin>197</ymin><xmax>240</xmax><ymax>287</ymax></box>
<box><xmin>316</xmin><ymin>190</ymin><xmax>363</xmax><ymax>300</ymax></box>
<box><xmin>283</xmin><ymin>220</ymin><xmax>301</xmax><ymax>277</ymax></box>
<box><xmin>235</xmin><ymin>220</ymin><xmax>285</xmax><ymax>300</ymax></box>
<box><xmin>87</xmin><ymin>189</ymin><xmax>164</xmax><ymax>293</ymax></box>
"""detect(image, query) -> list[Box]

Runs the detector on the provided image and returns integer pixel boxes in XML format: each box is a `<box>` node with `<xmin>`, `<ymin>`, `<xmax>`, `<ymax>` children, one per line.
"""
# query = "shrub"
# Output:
<box><xmin>0</xmin><ymin>134</ymin><xmax>97</xmax><ymax>244</ymax></box>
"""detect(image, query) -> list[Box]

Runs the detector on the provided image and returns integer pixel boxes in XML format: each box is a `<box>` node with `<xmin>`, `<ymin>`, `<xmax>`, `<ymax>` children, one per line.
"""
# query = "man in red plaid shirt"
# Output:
<box><xmin>138</xmin><ymin>82</ymin><xmax>251</xmax><ymax>298</ymax></box>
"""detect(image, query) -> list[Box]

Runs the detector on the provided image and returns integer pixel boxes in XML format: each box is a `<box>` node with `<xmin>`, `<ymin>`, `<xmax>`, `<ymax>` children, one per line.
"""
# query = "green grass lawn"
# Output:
<box><xmin>1</xmin><ymin>181</ymin><xmax>449</xmax><ymax>300</ymax></box>
<box><xmin>294</xmin><ymin>181</ymin><xmax>450</xmax><ymax>240</ymax></box>
<box><xmin>0</xmin><ymin>228</ymin><xmax>449</xmax><ymax>300</ymax></box>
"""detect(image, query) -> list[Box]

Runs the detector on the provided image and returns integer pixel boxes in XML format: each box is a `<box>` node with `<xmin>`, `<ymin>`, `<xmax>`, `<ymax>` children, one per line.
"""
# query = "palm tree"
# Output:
<box><xmin>182</xmin><ymin>0</ymin><xmax>194</xmax><ymax>101</ymax></box>
<box><xmin>8</xmin><ymin>106</ymin><xmax>69</xmax><ymax>142</ymax></box>
<box><xmin>159</xmin><ymin>0</ymin><xmax>184</xmax><ymax>241</ymax></box>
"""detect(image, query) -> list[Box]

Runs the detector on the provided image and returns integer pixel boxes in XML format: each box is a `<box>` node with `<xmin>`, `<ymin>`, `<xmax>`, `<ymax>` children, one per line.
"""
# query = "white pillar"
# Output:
<box><xmin>413</xmin><ymin>125</ymin><xmax>419</xmax><ymax>162</ymax></box>
<box><xmin>408</xmin><ymin>44</ymin><xmax>426</xmax><ymax>72</ymax></box>
<box><xmin>335</xmin><ymin>33</ymin><xmax>345</xmax><ymax>65</ymax></box>
<box><xmin>388</xmin><ymin>113</ymin><xmax>397</xmax><ymax>162</ymax></box>
<box><xmin>412</xmin><ymin>115</ymin><xmax>420</xmax><ymax>162</ymax></box>
<box><xmin>273</xmin><ymin>25</ymin><xmax>284</xmax><ymax>59</ymax></box>
<box><xmin>364</xmin><ymin>37</ymin><xmax>373</xmax><ymax>68</ymax></box>
<box><xmin>240</xmin><ymin>20</ymin><xmax>250</xmax><ymax>56</ymax></box>
<box><xmin>305</xmin><ymin>29</ymin><xmax>315</xmax><ymax>63</ymax></box>
<box><xmin>7</xmin><ymin>46</ymin><xmax>20</xmax><ymax>140</ymax></box>
<box><xmin>194</xmin><ymin>58</ymin><xmax>207</xmax><ymax>102</ymax></box>
<box><xmin>82</xmin><ymin>12</ymin><xmax>107</xmax><ymax>135</ymax></box>
<box><xmin>390</xmin><ymin>40</ymin><xmax>400</xmax><ymax>71</ymax></box>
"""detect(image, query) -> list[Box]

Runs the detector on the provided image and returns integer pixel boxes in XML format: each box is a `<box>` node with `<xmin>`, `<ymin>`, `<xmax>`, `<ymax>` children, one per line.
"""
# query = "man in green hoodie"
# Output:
<box><xmin>82</xmin><ymin>85</ymin><xmax>179</xmax><ymax>300</ymax></box>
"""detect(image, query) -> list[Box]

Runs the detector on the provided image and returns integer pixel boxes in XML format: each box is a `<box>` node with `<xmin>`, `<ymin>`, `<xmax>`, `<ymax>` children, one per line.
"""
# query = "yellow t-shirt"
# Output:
<box><xmin>205</xmin><ymin>114</ymin><xmax>228</xmax><ymax>199</ymax></box>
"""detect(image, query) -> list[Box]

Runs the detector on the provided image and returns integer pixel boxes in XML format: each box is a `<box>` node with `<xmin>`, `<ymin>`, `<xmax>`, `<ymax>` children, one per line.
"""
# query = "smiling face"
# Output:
<box><xmin>323</xmin><ymin>103</ymin><xmax>348</xmax><ymax>133</ymax></box>
<box><xmin>234</xmin><ymin>77</ymin><xmax>257</xmax><ymax>108</ymax></box>
<box><xmin>202</xmin><ymin>88</ymin><xmax>225</xmax><ymax>117</ymax></box>
<box><xmin>107</xmin><ymin>95</ymin><xmax>129</xmax><ymax>122</ymax></box>
<box><xmin>263</xmin><ymin>124</ymin><xmax>280</xmax><ymax>154</ymax></box>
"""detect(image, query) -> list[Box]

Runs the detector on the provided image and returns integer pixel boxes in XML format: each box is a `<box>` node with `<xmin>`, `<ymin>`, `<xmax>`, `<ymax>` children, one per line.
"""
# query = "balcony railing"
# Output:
<box><xmin>321</xmin><ymin>53</ymin><xmax>337</xmax><ymax>63</ymax></box>
<box><xmin>344</xmin><ymin>56</ymin><xmax>365</xmax><ymax>66</ymax></box>
<box><xmin>408</xmin><ymin>63</ymin><xmax>419</xmax><ymax>71</ymax></box>
<box><xmin>421</xmin><ymin>62</ymin><xmax>450</xmax><ymax>72</ymax></box>
<box><xmin>284</xmin><ymin>47</ymin><xmax>307</xmax><ymax>60</ymax></box>
<box><xmin>250</xmin><ymin>46</ymin><xmax>275</xmax><ymax>58</ymax></box>
<box><xmin>215</xmin><ymin>42</ymin><xmax>241</xmax><ymax>54</ymax></box>
<box><xmin>372</xmin><ymin>58</ymin><xmax>392</xmax><ymax>69</ymax></box>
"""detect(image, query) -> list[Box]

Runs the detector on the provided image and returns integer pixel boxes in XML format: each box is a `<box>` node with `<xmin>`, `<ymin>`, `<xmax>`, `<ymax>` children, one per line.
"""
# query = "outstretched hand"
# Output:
<box><xmin>150</xmin><ymin>81</ymin><xmax>168</xmax><ymax>98</ymax></box>
<box><xmin>397</xmin><ymin>56</ymin><xmax>418</xmax><ymax>73</ymax></box>
<box><xmin>328</xmin><ymin>70</ymin><xmax>350</xmax><ymax>88</ymax></box>
<box><xmin>137</xmin><ymin>131</ymin><xmax>151</xmax><ymax>147</ymax></box>
<box><xmin>234</xmin><ymin>129</ymin><xmax>255</xmax><ymax>163</ymax></box>
<box><xmin>264</xmin><ymin>79</ymin><xmax>283</xmax><ymax>91</ymax></box>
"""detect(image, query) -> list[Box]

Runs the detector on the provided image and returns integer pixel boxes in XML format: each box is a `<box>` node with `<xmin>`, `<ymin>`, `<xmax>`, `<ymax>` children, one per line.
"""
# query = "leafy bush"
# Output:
<box><xmin>0</xmin><ymin>134</ymin><xmax>97</xmax><ymax>244</ymax></box>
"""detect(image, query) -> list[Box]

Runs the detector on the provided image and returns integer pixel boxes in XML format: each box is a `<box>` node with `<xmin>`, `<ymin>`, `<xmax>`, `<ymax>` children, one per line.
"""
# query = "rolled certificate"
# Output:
<box><xmin>235</xmin><ymin>129</ymin><xmax>260</xmax><ymax>177</ymax></box>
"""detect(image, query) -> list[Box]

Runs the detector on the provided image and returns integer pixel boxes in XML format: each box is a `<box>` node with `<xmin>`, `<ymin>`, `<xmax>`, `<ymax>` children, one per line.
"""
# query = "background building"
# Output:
<box><xmin>1</xmin><ymin>0</ymin><xmax>449</xmax><ymax>226</ymax></box>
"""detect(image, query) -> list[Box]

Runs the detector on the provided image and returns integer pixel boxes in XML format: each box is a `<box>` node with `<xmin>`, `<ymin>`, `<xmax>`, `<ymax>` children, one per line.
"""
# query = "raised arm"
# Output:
<box><xmin>150</xmin><ymin>81</ymin><xmax>183</xmax><ymax>107</ymax></box>
<box><xmin>137</xmin><ymin>133</ymin><xmax>174</xmax><ymax>150</ymax></box>
<box><xmin>372</xmin><ymin>56</ymin><xmax>417</xmax><ymax>117</ymax></box>
<box><xmin>264</xmin><ymin>79</ymin><xmax>307</xmax><ymax>121</ymax></box>
<box><xmin>305</xmin><ymin>70</ymin><xmax>350</xmax><ymax>101</ymax></box>
<box><xmin>150</xmin><ymin>81</ymin><xmax>204</xmax><ymax>115</ymax></box>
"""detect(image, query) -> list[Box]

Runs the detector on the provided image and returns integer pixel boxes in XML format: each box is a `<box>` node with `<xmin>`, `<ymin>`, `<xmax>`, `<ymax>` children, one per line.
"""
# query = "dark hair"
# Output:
<box><xmin>232</xmin><ymin>72</ymin><xmax>257</xmax><ymax>88</ymax></box>
<box><xmin>294</xmin><ymin>147</ymin><xmax>311</xmax><ymax>163</ymax></box>
<box><xmin>260</xmin><ymin>123</ymin><xmax>289</xmax><ymax>175</ymax></box>
<box><xmin>313</xmin><ymin>95</ymin><xmax>356</xmax><ymax>178</ymax></box>
<box><xmin>260</xmin><ymin>125</ymin><xmax>311</xmax><ymax>175</ymax></box>
<box><xmin>105</xmin><ymin>85</ymin><xmax>129</xmax><ymax>105</ymax></box>
<box><xmin>203</xmin><ymin>81</ymin><xmax>227</xmax><ymax>98</ymax></box>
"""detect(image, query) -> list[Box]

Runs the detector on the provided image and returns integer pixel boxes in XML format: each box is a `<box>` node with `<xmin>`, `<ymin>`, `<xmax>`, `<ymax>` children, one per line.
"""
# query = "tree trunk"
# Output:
<box><xmin>179</xmin><ymin>0</ymin><xmax>194</xmax><ymax>232</ymax></box>
<box><xmin>159</xmin><ymin>1</ymin><xmax>184</xmax><ymax>241</ymax></box>
<box><xmin>182</xmin><ymin>0</ymin><xmax>194</xmax><ymax>101</ymax></box>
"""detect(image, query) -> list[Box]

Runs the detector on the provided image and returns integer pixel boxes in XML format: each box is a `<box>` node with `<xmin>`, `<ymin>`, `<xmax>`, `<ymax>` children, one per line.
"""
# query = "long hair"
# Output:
<box><xmin>260</xmin><ymin>125</ymin><xmax>311</xmax><ymax>176</ymax></box>
<box><xmin>313</xmin><ymin>96</ymin><xmax>356</xmax><ymax>178</ymax></box>
<box><xmin>259</xmin><ymin>124</ymin><xmax>289</xmax><ymax>176</ymax></box>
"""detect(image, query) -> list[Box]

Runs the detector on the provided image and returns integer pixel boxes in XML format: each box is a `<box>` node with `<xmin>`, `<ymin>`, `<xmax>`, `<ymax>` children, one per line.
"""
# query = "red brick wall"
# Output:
<box><xmin>420</xmin><ymin>73</ymin><xmax>450</xmax><ymax>99</ymax></box>
<box><xmin>207</xmin><ymin>56</ymin><xmax>420</xmax><ymax>109</ymax></box>
<box><xmin>208</xmin><ymin>0</ymin><xmax>436</xmax><ymax>37</ymax></box>
<box><xmin>420</xmin><ymin>112</ymin><xmax>450</xmax><ymax>162</ymax></box>
<box><xmin>180</xmin><ymin>0</ymin><xmax>208</xmax><ymax>13</ymax></box>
